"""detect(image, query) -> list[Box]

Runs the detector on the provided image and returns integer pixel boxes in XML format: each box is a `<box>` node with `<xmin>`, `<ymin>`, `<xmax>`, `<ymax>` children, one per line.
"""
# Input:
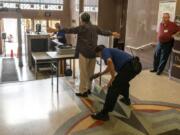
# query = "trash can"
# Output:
<box><xmin>170</xmin><ymin>35</ymin><xmax>180</xmax><ymax>80</ymax></box>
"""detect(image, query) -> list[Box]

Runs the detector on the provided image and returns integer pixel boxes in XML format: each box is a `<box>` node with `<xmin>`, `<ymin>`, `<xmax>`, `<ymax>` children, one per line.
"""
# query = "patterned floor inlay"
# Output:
<box><xmin>158</xmin><ymin>129</ymin><xmax>180</xmax><ymax>135</ymax></box>
<box><xmin>55</xmin><ymin>76</ymin><xmax>180</xmax><ymax>135</ymax></box>
<box><xmin>1</xmin><ymin>74</ymin><xmax>179</xmax><ymax>135</ymax></box>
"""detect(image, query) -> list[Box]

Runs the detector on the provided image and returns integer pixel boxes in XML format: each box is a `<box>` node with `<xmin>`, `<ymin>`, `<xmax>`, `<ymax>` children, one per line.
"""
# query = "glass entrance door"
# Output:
<box><xmin>2</xmin><ymin>18</ymin><xmax>18</xmax><ymax>57</ymax></box>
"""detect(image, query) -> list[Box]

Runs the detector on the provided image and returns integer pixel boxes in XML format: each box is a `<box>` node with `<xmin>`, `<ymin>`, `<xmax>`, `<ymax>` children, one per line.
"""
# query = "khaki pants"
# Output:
<box><xmin>79</xmin><ymin>54</ymin><xmax>96</xmax><ymax>93</ymax></box>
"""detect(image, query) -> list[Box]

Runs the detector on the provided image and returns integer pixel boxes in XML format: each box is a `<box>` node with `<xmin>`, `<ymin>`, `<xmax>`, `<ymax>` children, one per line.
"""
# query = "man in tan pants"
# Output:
<box><xmin>79</xmin><ymin>53</ymin><xmax>96</xmax><ymax>94</ymax></box>
<box><xmin>48</xmin><ymin>12</ymin><xmax>119</xmax><ymax>97</ymax></box>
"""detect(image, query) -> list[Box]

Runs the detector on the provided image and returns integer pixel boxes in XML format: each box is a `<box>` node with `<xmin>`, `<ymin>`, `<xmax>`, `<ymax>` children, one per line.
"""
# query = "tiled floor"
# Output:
<box><xmin>0</xmin><ymin>46</ymin><xmax>180</xmax><ymax>135</ymax></box>
<box><xmin>131</xmin><ymin>70</ymin><xmax>180</xmax><ymax>105</ymax></box>
<box><xmin>0</xmin><ymin>79</ymin><xmax>84</xmax><ymax>135</ymax></box>
<box><xmin>63</xmin><ymin>71</ymin><xmax>180</xmax><ymax>135</ymax></box>
<box><xmin>0</xmin><ymin>70</ymin><xmax>179</xmax><ymax>135</ymax></box>
<box><xmin>99</xmin><ymin>70</ymin><xmax>180</xmax><ymax>106</ymax></box>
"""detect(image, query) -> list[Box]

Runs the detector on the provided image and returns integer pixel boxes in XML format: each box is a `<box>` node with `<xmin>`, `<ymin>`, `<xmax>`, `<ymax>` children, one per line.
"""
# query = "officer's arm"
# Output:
<box><xmin>101</xmin><ymin>58</ymin><xmax>116</xmax><ymax>87</ymax></box>
<box><xmin>90</xmin><ymin>58</ymin><xmax>115</xmax><ymax>81</ymax></box>
<box><xmin>47</xmin><ymin>27</ymin><xmax>58</xmax><ymax>33</ymax></box>
<box><xmin>100</xmin><ymin>58</ymin><xmax>115</xmax><ymax>77</ymax></box>
<box><xmin>106</xmin><ymin>58</ymin><xmax>115</xmax><ymax>77</ymax></box>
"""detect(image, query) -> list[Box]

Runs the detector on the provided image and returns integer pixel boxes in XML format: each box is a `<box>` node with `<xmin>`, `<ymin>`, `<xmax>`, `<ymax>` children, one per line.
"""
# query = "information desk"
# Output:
<box><xmin>170</xmin><ymin>35</ymin><xmax>180</xmax><ymax>80</ymax></box>
<box><xmin>47</xmin><ymin>52</ymin><xmax>75</xmax><ymax>93</ymax></box>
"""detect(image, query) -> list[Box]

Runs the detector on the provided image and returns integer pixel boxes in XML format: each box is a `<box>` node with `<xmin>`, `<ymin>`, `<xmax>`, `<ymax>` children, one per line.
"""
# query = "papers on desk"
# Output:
<box><xmin>46</xmin><ymin>52</ymin><xmax>75</xmax><ymax>59</ymax></box>
<box><xmin>52</xmin><ymin>39</ymin><xmax>75</xmax><ymax>55</ymax></box>
<box><xmin>52</xmin><ymin>39</ymin><xmax>64</xmax><ymax>46</ymax></box>
<box><xmin>55</xmin><ymin>46</ymin><xmax>76</xmax><ymax>55</ymax></box>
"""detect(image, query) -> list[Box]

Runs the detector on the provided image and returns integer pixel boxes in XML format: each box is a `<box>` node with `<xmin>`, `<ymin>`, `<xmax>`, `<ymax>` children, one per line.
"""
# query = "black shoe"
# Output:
<box><xmin>150</xmin><ymin>69</ymin><xmax>157</xmax><ymax>72</ymax></box>
<box><xmin>75</xmin><ymin>92</ymin><xmax>88</xmax><ymax>97</ymax></box>
<box><xmin>91</xmin><ymin>112</ymin><xmax>109</xmax><ymax>121</ymax></box>
<box><xmin>87</xmin><ymin>89</ymin><xmax>91</xmax><ymax>95</ymax></box>
<box><xmin>120</xmin><ymin>98</ymin><xmax>131</xmax><ymax>105</ymax></box>
<box><xmin>156</xmin><ymin>71</ymin><xmax>162</xmax><ymax>75</ymax></box>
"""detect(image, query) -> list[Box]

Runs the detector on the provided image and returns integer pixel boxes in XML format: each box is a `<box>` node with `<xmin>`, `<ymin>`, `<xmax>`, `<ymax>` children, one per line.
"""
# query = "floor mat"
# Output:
<box><xmin>1</xmin><ymin>58</ymin><xmax>18</xmax><ymax>82</ymax></box>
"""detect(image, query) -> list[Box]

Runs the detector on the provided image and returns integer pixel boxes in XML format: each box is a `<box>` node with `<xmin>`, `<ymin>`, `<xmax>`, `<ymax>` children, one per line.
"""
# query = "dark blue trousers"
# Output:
<box><xmin>102</xmin><ymin>61</ymin><xmax>136</xmax><ymax>113</ymax></box>
<box><xmin>153</xmin><ymin>41</ymin><xmax>173</xmax><ymax>73</ymax></box>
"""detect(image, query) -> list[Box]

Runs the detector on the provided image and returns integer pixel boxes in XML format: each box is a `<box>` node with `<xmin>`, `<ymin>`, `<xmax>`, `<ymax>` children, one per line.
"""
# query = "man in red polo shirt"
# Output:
<box><xmin>150</xmin><ymin>13</ymin><xmax>180</xmax><ymax>75</ymax></box>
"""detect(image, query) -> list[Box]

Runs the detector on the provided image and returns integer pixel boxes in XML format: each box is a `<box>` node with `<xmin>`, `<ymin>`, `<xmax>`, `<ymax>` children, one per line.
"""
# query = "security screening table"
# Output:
<box><xmin>31</xmin><ymin>52</ymin><xmax>56</xmax><ymax>79</ymax></box>
<box><xmin>31</xmin><ymin>52</ymin><xmax>76</xmax><ymax>93</ymax></box>
<box><xmin>32</xmin><ymin>52</ymin><xmax>103</xmax><ymax>93</ymax></box>
<box><xmin>46</xmin><ymin>52</ymin><xmax>75</xmax><ymax>93</ymax></box>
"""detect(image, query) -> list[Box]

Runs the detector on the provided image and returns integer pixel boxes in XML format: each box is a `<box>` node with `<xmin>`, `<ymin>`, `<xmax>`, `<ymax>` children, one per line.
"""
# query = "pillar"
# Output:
<box><xmin>79</xmin><ymin>0</ymin><xmax>84</xmax><ymax>14</ymax></box>
<box><xmin>0</xmin><ymin>18</ymin><xmax>3</xmax><ymax>54</ymax></box>
<box><xmin>17</xmin><ymin>13</ymin><xmax>23</xmax><ymax>67</ymax></box>
<box><xmin>176</xmin><ymin>0</ymin><xmax>180</xmax><ymax>15</ymax></box>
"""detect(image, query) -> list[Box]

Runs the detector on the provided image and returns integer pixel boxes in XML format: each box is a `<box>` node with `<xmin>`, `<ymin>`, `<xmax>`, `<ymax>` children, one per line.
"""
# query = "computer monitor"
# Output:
<box><xmin>36</xmin><ymin>24</ymin><xmax>41</xmax><ymax>34</ymax></box>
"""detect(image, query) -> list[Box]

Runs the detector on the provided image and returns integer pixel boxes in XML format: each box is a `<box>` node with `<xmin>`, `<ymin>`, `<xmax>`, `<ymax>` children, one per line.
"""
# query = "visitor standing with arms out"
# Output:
<box><xmin>47</xmin><ymin>12</ymin><xmax>120</xmax><ymax>97</ymax></box>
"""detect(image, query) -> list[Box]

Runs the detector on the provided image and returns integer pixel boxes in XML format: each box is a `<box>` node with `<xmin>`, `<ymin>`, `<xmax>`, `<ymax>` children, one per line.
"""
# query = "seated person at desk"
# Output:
<box><xmin>49</xmin><ymin>23</ymin><xmax>67</xmax><ymax>51</ymax></box>
<box><xmin>49</xmin><ymin>23</ymin><xmax>68</xmax><ymax>74</ymax></box>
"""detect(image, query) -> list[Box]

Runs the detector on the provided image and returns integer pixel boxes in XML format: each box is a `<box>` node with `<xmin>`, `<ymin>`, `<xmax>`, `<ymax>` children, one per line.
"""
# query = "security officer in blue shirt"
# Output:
<box><xmin>50</xmin><ymin>23</ymin><xmax>67</xmax><ymax>50</ymax></box>
<box><xmin>90</xmin><ymin>45</ymin><xmax>142</xmax><ymax>121</ymax></box>
<box><xmin>55</xmin><ymin>24</ymin><xmax>67</xmax><ymax>44</ymax></box>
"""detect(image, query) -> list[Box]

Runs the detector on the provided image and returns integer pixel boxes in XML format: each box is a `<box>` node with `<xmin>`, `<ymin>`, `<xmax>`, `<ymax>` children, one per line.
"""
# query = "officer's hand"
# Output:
<box><xmin>47</xmin><ymin>27</ymin><xmax>57</xmax><ymax>33</ymax></box>
<box><xmin>90</xmin><ymin>73</ymin><xmax>101</xmax><ymax>81</ymax></box>
<box><xmin>102</xmin><ymin>85</ymin><xmax>108</xmax><ymax>91</ymax></box>
<box><xmin>107</xmin><ymin>77</ymin><xmax>115</xmax><ymax>87</ymax></box>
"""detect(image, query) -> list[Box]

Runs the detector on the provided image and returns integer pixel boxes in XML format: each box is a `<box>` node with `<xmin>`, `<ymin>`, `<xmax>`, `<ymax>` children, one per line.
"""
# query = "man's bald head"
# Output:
<box><xmin>162</xmin><ymin>13</ymin><xmax>170</xmax><ymax>23</ymax></box>
<box><xmin>79</xmin><ymin>12</ymin><xmax>91</xmax><ymax>25</ymax></box>
<box><xmin>55</xmin><ymin>23</ymin><xmax>61</xmax><ymax>30</ymax></box>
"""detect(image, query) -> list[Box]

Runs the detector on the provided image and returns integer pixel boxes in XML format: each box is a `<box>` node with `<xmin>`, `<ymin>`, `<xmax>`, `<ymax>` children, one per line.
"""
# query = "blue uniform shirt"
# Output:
<box><xmin>56</xmin><ymin>31</ymin><xmax>66</xmax><ymax>44</ymax></box>
<box><xmin>102</xmin><ymin>48</ymin><xmax>133</xmax><ymax>73</ymax></box>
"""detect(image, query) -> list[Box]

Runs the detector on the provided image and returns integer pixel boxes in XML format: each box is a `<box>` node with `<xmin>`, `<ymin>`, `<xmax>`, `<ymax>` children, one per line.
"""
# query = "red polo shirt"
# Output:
<box><xmin>158</xmin><ymin>21</ymin><xmax>180</xmax><ymax>43</ymax></box>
